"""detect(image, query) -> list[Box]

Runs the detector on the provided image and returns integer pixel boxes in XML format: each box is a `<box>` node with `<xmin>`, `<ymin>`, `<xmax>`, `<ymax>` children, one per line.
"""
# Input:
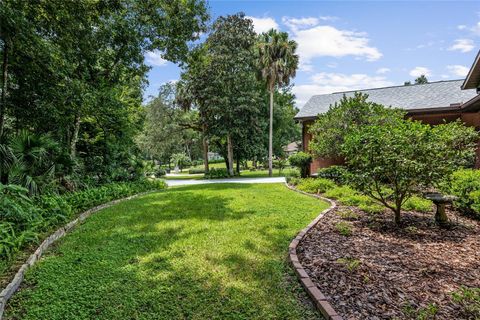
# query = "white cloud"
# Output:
<box><xmin>282</xmin><ymin>17</ymin><xmax>319</xmax><ymax>31</ymax></box>
<box><xmin>471</xmin><ymin>22</ymin><xmax>480</xmax><ymax>35</ymax></box>
<box><xmin>457</xmin><ymin>25</ymin><xmax>467</xmax><ymax>30</ymax></box>
<box><xmin>319</xmin><ymin>16</ymin><xmax>338</xmax><ymax>22</ymax></box>
<box><xmin>447</xmin><ymin>65</ymin><xmax>470</xmax><ymax>77</ymax></box>
<box><xmin>145</xmin><ymin>50</ymin><xmax>168</xmax><ymax>67</ymax></box>
<box><xmin>448</xmin><ymin>39</ymin><xmax>475</xmax><ymax>53</ymax></box>
<box><xmin>290</xmin><ymin>25</ymin><xmax>382</xmax><ymax>66</ymax></box>
<box><xmin>376</xmin><ymin>67</ymin><xmax>390</xmax><ymax>74</ymax></box>
<box><xmin>293</xmin><ymin>72</ymin><xmax>393</xmax><ymax>106</ymax></box>
<box><xmin>246</xmin><ymin>16</ymin><xmax>278</xmax><ymax>34</ymax></box>
<box><xmin>409</xmin><ymin>66</ymin><xmax>431</xmax><ymax>77</ymax></box>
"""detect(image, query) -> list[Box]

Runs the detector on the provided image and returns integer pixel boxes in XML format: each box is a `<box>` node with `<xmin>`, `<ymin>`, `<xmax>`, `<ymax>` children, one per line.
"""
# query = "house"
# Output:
<box><xmin>295</xmin><ymin>74</ymin><xmax>480</xmax><ymax>174</ymax></box>
<box><xmin>283</xmin><ymin>141</ymin><xmax>300</xmax><ymax>156</ymax></box>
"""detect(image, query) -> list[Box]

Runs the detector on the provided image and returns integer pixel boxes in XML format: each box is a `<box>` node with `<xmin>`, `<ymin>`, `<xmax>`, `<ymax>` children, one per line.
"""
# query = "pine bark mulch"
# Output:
<box><xmin>297</xmin><ymin>206</ymin><xmax>480</xmax><ymax>319</ymax></box>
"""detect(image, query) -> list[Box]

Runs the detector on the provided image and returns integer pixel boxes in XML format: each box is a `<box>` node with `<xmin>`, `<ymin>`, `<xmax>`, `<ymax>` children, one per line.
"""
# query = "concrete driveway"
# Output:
<box><xmin>166</xmin><ymin>177</ymin><xmax>286</xmax><ymax>187</ymax></box>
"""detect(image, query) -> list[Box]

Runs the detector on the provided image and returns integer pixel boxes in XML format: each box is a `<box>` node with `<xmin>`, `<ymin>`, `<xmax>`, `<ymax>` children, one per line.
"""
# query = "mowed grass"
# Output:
<box><xmin>164</xmin><ymin>168</ymin><xmax>299</xmax><ymax>180</ymax></box>
<box><xmin>4</xmin><ymin>184</ymin><xmax>328</xmax><ymax>320</ymax></box>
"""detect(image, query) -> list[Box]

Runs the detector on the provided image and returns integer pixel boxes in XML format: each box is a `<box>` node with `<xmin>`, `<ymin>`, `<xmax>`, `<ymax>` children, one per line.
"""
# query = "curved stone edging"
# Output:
<box><xmin>0</xmin><ymin>190</ymin><xmax>159</xmax><ymax>319</ymax></box>
<box><xmin>285</xmin><ymin>183</ymin><xmax>343</xmax><ymax>320</ymax></box>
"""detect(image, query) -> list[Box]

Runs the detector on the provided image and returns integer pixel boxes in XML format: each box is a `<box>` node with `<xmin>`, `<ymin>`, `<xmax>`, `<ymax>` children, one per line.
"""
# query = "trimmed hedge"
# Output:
<box><xmin>204</xmin><ymin>168</ymin><xmax>237</xmax><ymax>179</ymax></box>
<box><xmin>0</xmin><ymin>179</ymin><xmax>167</xmax><ymax>262</ymax></box>
<box><xmin>189</xmin><ymin>168</ymin><xmax>205</xmax><ymax>174</ymax></box>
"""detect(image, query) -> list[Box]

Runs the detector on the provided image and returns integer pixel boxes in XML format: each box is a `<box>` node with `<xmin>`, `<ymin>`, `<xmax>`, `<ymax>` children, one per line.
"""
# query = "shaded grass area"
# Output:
<box><xmin>4</xmin><ymin>184</ymin><xmax>328</xmax><ymax>319</ymax></box>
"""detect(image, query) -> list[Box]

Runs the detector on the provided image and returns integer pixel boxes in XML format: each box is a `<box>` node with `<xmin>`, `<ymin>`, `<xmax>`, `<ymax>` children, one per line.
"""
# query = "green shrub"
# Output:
<box><xmin>273</xmin><ymin>158</ymin><xmax>287</xmax><ymax>172</ymax></box>
<box><xmin>0</xmin><ymin>179</ymin><xmax>167</xmax><ymax>262</ymax></box>
<box><xmin>296</xmin><ymin>178</ymin><xmax>336</xmax><ymax>194</ymax></box>
<box><xmin>155</xmin><ymin>168</ymin><xmax>166</xmax><ymax>177</ymax></box>
<box><xmin>317</xmin><ymin>165</ymin><xmax>350</xmax><ymax>184</ymax></box>
<box><xmin>341</xmin><ymin>194</ymin><xmax>374</xmax><ymax>206</ymax></box>
<box><xmin>286</xmin><ymin>177</ymin><xmax>301</xmax><ymax>185</ymax></box>
<box><xmin>0</xmin><ymin>184</ymin><xmax>40</xmax><ymax>226</ymax></box>
<box><xmin>204</xmin><ymin>168</ymin><xmax>236</xmax><ymax>179</ymax></box>
<box><xmin>336</xmin><ymin>257</ymin><xmax>361</xmax><ymax>271</ymax></box>
<box><xmin>324</xmin><ymin>185</ymin><xmax>357</xmax><ymax>200</ymax></box>
<box><xmin>358</xmin><ymin>203</ymin><xmax>384</xmax><ymax>214</ymax></box>
<box><xmin>443</xmin><ymin>169</ymin><xmax>480</xmax><ymax>217</ymax></box>
<box><xmin>288</xmin><ymin>152</ymin><xmax>312</xmax><ymax>178</ymax></box>
<box><xmin>336</xmin><ymin>209</ymin><xmax>359</xmax><ymax>220</ymax></box>
<box><xmin>189</xmin><ymin>168</ymin><xmax>205</xmax><ymax>174</ymax></box>
<box><xmin>402</xmin><ymin>196</ymin><xmax>433</xmax><ymax>213</ymax></box>
<box><xmin>335</xmin><ymin>221</ymin><xmax>353</xmax><ymax>236</ymax></box>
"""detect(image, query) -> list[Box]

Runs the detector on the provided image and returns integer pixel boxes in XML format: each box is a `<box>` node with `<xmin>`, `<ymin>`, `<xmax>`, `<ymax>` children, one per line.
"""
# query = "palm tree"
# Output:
<box><xmin>257</xmin><ymin>29</ymin><xmax>299</xmax><ymax>176</ymax></box>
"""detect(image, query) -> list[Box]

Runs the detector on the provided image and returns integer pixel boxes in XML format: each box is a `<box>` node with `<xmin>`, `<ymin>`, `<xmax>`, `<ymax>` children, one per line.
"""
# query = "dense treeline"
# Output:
<box><xmin>0</xmin><ymin>0</ymin><xmax>208</xmax><ymax>266</ymax></box>
<box><xmin>137</xmin><ymin>13</ymin><xmax>301</xmax><ymax>175</ymax></box>
<box><xmin>0</xmin><ymin>0</ymin><xmax>208</xmax><ymax>192</ymax></box>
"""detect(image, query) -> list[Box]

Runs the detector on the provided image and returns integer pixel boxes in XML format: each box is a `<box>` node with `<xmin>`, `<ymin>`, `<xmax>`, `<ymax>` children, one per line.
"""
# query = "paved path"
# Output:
<box><xmin>166</xmin><ymin>177</ymin><xmax>286</xmax><ymax>187</ymax></box>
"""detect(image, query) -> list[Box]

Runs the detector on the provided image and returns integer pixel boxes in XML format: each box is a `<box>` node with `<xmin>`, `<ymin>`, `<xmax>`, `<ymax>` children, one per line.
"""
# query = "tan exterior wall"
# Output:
<box><xmin>301</xmin><ymin>109</ymin><xmax>480</xmax><ymax>173</ymax></box>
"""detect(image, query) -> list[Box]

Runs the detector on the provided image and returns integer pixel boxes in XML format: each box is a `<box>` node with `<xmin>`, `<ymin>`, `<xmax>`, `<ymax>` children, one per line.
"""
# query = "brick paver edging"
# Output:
<box><xmin>285</xmin><ymin>183</ymin><xmax>343</xmax><ymax>320</ymax></box>
<box><xmin>0</xmin><ymin>190</ymin><xmax>158</xmax><ymax>319</ymax></box>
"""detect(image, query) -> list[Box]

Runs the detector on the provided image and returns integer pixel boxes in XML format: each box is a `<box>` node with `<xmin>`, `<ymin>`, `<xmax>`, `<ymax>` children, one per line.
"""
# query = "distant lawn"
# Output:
<box><xmin>4</xmin><ymin>184</ymin><xmax>327</xmax><ymax>319</ymax></box>
<box><xmin>165</xmin><ymin>168</ymin><xmax>299</xmax><ymax>180</ymax></box>
<box><xmin>238</xmin><ymin>168</ymin><xmax>298</xmax><ymax>178</ymax></box>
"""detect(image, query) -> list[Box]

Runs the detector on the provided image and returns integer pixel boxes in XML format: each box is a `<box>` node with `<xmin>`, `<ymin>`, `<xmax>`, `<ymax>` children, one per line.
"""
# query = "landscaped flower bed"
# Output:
<box><xmin>297</xmin><ymin>203</ymin><xmax>480</xmax><ymax>319</ymax></box>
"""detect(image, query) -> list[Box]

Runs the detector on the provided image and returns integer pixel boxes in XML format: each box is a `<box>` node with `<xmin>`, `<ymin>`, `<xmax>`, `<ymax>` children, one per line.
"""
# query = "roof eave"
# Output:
<box><xmin>462</xmin><ymin>50</ymin><xmax>480</xmax><ymax>90</ymax></box>
<box><xmin>460</xmin><ymin>94</ymin><xmax>480</xmax><ymax>112</ymax></box>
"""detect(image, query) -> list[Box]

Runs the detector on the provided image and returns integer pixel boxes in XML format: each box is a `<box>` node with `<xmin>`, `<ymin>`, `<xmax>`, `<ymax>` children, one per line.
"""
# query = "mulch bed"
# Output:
<box><xmin>297</xmin><ymin>204</ymin><xmax>480</xmax><ymax>319</ymax></box>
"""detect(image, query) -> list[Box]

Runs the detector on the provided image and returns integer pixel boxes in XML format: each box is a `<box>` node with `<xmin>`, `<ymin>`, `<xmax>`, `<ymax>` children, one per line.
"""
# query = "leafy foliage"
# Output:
<box><xmin>0</xmin><ymin>179</ymin><xmax>167</xmax><ymax>262</ymax></box>
<box><xmin>288</xmin><ymin>152</ymin><xmax>312</xmax><ymax>178</ymax></box>
<box><xmin>309</xmin><ymin>92</ymin><xmax>404</xmax><ymax>158</ymax></box>
<box><xmin>443</xmin><ymin>169</ymin><xmax>480</xmax><ymax>217</ymax></box>
<box><xmin>342</xmin><ymin>117</ymin><xmax>478</xmax><ymax>223</ymax></box>
<box><xmin>295</xmin><ymin>178</ymin><xmax>335</xmax><ymax>194</ymax></box>
<box><xmin>204</xmin><ymin>168</ymin><xmax>236</xmax><ymax>179</ymax></box>
<box><xmin>317</xmin><ymin>165</ymin><xmax>350</xmax><ymax>185</ymax></box>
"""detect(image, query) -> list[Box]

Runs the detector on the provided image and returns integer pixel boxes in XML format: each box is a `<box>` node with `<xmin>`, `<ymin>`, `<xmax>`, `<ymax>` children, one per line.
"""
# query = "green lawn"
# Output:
<box><xmin>164</xmin><ymin>168</ymin><xmax>299</xmax><ymax>180</ymax></box>
<box><xmin>4</xmin><ymin>184</ymin><xmax>328</xmax><ymax>320</ymax></box>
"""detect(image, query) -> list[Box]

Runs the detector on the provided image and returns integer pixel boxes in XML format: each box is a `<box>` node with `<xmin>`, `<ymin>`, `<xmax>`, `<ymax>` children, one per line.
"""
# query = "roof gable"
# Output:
<box><xmin>295</xmin><ymin>80</ymin><xmax>478</xmax><ymax>119</ymax></box>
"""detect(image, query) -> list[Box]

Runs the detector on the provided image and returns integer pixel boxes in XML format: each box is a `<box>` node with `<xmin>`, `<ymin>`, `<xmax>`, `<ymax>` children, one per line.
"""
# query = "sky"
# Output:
<box><xmin>144</xmin><ymin>0</ymin><xmax>480</xmax><ymax>107</ymax></box>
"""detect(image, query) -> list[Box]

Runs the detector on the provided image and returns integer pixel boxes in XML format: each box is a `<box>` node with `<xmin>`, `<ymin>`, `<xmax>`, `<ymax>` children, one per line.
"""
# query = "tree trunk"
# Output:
<box><xmin>268</xmin><ymin>89</ymin><xmax>274</xmax><ymax>177</ymax></box>
<box><xmin>202</xmin><ymin>127</ymin><xmax>209</xmax><ymax>173</ymax></box>
<box><xmin>227</xmin><ymin>134</ymin><xmax>234</xmax><ymax>176</ymax></box>
<box><xmin>70</xmin><ymin>114</ymin><xmax>81</xmax><ymax>158</ymax></box>
<box><xmin>394</xmin><ymin>207</ymin><xmax>401</xmax><ymax>225</ymax></box>
<box><xmin>0</xmin><ymin>41</ymin><xmax>9</xmax><ymax>138</ymax></box>
<box><xmin>236</xmin><ymin>158</ymin><xmax>240</xmax><ymax>174</ymax></box>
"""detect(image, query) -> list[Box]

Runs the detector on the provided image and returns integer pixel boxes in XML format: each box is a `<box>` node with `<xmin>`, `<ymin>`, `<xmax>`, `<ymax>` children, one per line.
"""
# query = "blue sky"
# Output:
<box><xmin>144</xmin><ymin>0</ymin><xmax>480</xmax><ymax>107</ymax></box>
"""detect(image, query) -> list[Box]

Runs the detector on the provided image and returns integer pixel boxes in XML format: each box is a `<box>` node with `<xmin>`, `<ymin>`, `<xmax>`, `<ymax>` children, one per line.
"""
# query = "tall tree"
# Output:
<box><xmin>256</xmin><ymin>29</ymin><xmax>298</xmax><ymax>176</ymax></box>
<box><xmin>202</xmin><ymin>13</ymin><xmax>262</xmax><ymax>176</ymax></box>
<box><xmin>0</xmin><ymin>0</ymin><xmax>208</xmax><ymax>182</ymax></box>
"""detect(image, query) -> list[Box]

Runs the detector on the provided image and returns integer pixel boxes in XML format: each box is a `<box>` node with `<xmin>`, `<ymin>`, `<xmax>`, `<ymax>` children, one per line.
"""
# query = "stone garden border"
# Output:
<box><xmin>285</xmin><ymin>183</ymin><xmax>343</xmax><ymax>320</ymax></box>
<box><xmin>0</xmin><ymin>191</ymin><xmax>157</xmax><ymax>319</ymax></box>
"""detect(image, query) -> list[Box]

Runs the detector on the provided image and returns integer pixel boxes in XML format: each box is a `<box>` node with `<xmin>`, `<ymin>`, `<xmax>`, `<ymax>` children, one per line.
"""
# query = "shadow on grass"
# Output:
<box><xmin>4</xmin><ymin>184</ymin><xmax>321</xmax><ymax>320</ymax></box>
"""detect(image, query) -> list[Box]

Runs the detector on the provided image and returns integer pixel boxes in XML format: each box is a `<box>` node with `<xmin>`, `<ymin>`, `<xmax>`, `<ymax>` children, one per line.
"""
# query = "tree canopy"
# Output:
<box><xmin>0</xmin><ymin>0</ymin><xmax>208</xmax><ymax>189</ymax></box>
<box><xmin>309</xmin><ymin>92</ymin><xmax>404</xmax><ymax>158</ymax></box>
